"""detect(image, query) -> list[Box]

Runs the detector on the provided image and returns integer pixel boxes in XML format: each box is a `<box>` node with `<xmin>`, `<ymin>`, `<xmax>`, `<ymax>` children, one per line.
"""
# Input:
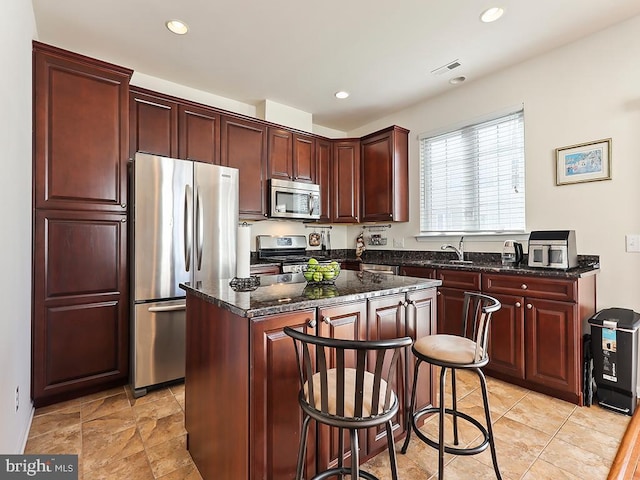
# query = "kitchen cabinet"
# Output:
<box><xmin>251</xmin><ymin>309</ymin><xmax>317</xmax><ymax>480</ymax></box>
<box><xmin>436</xmin><ymin>269</ymin><xmax>482</xmax><ymax>337</ymax></box>
<box><xmin>482</xmin><ymin>273</ymin><xmax>596</xmax><ymax>405</ymax></box>
<box><xmin>315</xmin><ymin>138</ymin><xmax>332</xmax><ymax>222</ymax></box>
<box><xmin>129</xmin><ymin>87</ymin><xmax>178</xmax><ymax>159</ymax></box>
<box><xmin>360</xmin><ymin>126</ymin><xmax>409</xmax><ymax>222</ymax></box>
<box><xmin>34</xmin><ymin>42</ymin><xmax>131</xmax><ymax>213</ymax></box>
<box><xmin>32</xmin><ymin>42</ymin><xmax>132</xmax><ymax>406</ymax></box>
<box><xmin>267</xmin><ymin>129</ymin><xmax>316</xmax><ymax>183</ymax></box>
<box><xmin>178</xmin><ymin>103</ymin><xmax>220</xmax><ymax>164</ymax></box>
<box><xmin>220</xmin><ymin>115</ymin><xmax>268</xmax><ymax>220</ymax></box>
<box><xmin>400</xmin><ymin>266</ymin><xmax>437</xmax><ymax>279</ymax></box>
<box><xmin>332</xmin><ymin>140</ymin><xmax>360</xmax><ymax>223</ymax></box>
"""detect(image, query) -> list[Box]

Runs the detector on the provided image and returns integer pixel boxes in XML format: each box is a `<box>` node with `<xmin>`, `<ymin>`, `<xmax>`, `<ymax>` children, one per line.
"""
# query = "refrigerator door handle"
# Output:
<box><xmin>147</xmin><ymin>303</ymin><xmax>187</xmax><ymax>313</ymax></box>
<box><xmin>184</xmin><ymin>185</ymin><xmax>193</xmax><ymax>272</ymax></box>
<box><xmin>196</xmin><ymin>188</ymin><xmax>204</xmax><ymax>271</ymax></box>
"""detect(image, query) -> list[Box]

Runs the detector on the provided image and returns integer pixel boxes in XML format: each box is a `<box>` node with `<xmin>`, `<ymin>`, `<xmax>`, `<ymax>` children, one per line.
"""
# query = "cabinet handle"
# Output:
<box><xmin>437</xmin><ymin>291</ymin><xmax>441</xmax><ymax>296</ymax></box>
<box><xmin>515</xmin><ymin>302</ymin><xmax>521</xmax><ymax>308</ymax></box>
<box><xmin>526</xmin><ymin>303</ymin><xmax>533</xmax><ymax>309</ymax></box>
<box><xmin>308</xmin><ymin>319</ymin><xmax>317</xmax><ymax>328</ymax></box>
<box><xmin>323</xmin><ymin>316</ymin><xmax>331</xmax><ymax>324</ymax></box>
<box><xmin>521</xmin><ymin>284</ymin><xmax>528</xmax><ymax>290</ymax></box>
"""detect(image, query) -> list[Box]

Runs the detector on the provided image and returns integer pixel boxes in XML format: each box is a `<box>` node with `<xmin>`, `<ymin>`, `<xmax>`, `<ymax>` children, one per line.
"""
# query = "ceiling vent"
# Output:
<box><xmin>431</xmin><ymin>60</ymin><xmax>461</xmax><ymax>76</ymax></box>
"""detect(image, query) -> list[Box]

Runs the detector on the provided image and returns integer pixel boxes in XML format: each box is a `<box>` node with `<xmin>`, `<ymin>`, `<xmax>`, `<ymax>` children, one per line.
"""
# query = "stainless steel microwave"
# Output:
<box><xmin>269</xmin><ymin>178</ymin><xmax>321</xmax><ymax>220</ymax></box>
<box><xmin>528</xmin><ymin>230</ymin><xmax>578</xmax><ymax>269</ymax></box>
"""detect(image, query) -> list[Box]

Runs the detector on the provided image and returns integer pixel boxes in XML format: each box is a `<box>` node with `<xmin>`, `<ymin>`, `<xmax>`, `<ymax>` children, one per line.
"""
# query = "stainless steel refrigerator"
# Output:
<box><xmin>131</xmin><ymin>152</ymin><xmax>239</xmax><ymax>397</ymax></box>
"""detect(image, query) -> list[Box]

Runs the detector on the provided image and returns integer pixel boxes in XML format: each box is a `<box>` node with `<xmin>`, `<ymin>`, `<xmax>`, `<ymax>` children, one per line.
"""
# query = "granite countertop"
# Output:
<box><xmin>180</xmin><ymin>270</ymin><xmax>442</xmax><ymax>318</ymax></box>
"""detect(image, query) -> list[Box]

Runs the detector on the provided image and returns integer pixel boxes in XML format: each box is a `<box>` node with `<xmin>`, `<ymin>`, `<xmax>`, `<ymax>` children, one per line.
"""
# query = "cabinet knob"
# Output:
<box><xmin>526</xmin><ymin>303</ymin><xmax>533</xmax><ymax>309</ymax></box>
<box><xmin>521</xmin><ymin>284</ymin><xmax>528</xmax><ymax>290</ymax></box>
<box><xmin>121</xmin><ymin>218</ymin><xmax>126</xmax><ymax>223</ymax></box>
<box><xmin>436</xmin><ymin>291</ymin><xmax>441</xmax><ymax>296</ymax></box>
<box><xmin>308</xmin><ymin>319</ymin><xmax>317</xmax><ymax>328</ymax></box>
<box><xmin>121</xmin><ymin>203</ymin><xmax>127</xmax><ymax>209</ymax></box>
<box><xmin>401</xmin><ymin>301</ymin><xmax>408</xmax><ymax>307</ymax></box>
<box><xmin>323</xmin><ymin>316</ymin><xmax>331</xmax><ymax>324</ymax></box>
<box><xmin>515</xmin><ymin>302</ymin><xmax>521</xmax><ymax>308</ymax></box>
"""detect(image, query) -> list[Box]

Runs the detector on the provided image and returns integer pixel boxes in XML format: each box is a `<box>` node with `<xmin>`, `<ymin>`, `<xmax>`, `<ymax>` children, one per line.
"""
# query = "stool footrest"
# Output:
<box><xmin>411</xmin><ymin>406</ymin><xmax>490</xmax><ymax>456</ymax></box>
<box><xmin>311</xmin><ymin>467</ymin><xmax>378</xmax><ymax>480</ymax></box>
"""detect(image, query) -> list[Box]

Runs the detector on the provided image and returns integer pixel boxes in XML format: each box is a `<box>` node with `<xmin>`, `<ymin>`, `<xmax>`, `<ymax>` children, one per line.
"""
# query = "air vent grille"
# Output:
<box><xmin>431</xmin><ymin>60</ymin><xmax>461</xmax><ymax>76</ymax></box>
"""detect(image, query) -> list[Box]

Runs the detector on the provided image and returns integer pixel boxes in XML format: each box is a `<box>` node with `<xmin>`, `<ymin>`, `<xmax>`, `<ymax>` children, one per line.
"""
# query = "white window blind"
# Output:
<box><xmin>419</xmin><ymin>110</ymin><xmax>525</xmax><ymax>234</ymax></box>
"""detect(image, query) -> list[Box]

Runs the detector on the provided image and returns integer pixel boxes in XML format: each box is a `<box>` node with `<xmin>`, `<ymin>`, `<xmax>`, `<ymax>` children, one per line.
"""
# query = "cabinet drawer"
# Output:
<box><xmin>400</xmin><ymin>266</ymin><xmax>436</xmax><ymax>279</ymax></box>
<box><xmin>483</xmin><ymin>274</ymin><xmax>576</xmax><ymax>302</ymax></box>
<box><xmin>437</xmin><ymin>269</ymin><xmax>481</xmax><ymax>290</ymax></box>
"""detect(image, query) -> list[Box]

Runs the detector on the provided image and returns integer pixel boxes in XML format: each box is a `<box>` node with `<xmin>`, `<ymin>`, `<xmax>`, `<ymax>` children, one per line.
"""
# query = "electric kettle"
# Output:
<box><xmin>502</xmin><ymin>240</ymin><xmax>524</xmax><ymax>266</ymax></box>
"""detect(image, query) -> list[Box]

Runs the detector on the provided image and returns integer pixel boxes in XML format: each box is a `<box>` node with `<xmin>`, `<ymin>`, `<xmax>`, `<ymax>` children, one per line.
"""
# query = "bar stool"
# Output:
<box><xmin>401</xmin><ymin>291</ymin><xmax>502</xmax><ymax>480</ymax></box>
<box><xmin>284</xmin><ymin>326</ymin><xmax>412</xmax><ymax>480</ymax></box>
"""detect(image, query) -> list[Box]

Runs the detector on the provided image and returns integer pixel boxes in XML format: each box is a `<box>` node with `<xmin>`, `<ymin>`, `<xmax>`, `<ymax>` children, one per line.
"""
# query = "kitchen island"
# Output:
<box><xmin>181</xmin><ymin>270</ymin><xmax>441</xmax><ymax>480</ymax></box>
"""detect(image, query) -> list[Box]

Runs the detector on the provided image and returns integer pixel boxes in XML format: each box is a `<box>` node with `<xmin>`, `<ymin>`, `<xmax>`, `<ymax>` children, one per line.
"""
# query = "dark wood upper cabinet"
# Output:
<box><xmin>220</xmin><ymin>115</ymin><xmax>268</xmax><ymax>219</ymax></box>
<box><xmin>267</xmin><ymin>127</ymin><xmax>293</xmax><ymax>180</ymax></box>
<box><xmin>178</xmin><ymin>104</ymin><xmax>220</xmax><ymax>164</ymax></box>
<box><xmin>360</xmin><ymin>126</ymin><xmax>409</xmax><ymax>222</ymax></box>
<box><xmin>316</xmin><ymin>138</ymin><xmax>332</xmax><ymax>222</ymax></box>
<box><xmin>292</xmin><ymin>133</ymin><xmax>316</xmax><ymax>183</ymax></box>
<box><xmin>33</xmin><ymin>42</ymin><xmax>132</xmax><ymax>212</ymax></box>
<box><xmin>129</xmin><ymin>87</ymin><xmax>178</xmax><ymax>159</ymax></box>
<box><xmin>331</xmin><ymin>139</ymin><xmax>360</xmax><ymax>223</ymax></box>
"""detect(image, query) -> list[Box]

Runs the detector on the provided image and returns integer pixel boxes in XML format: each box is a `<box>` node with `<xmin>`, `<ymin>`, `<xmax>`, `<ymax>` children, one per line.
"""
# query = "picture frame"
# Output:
<box><xmin>555</xmin><ymin>138</ymin><xmax>611</xmax><ymax>185</ymax></box>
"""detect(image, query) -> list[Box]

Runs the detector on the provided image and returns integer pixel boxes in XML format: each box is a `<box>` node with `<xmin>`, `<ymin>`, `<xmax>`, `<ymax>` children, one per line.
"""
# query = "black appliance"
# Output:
<box><xmin>589</xmin><ymin>308</ymin><xmax>640</xmax><ymax>415</ymax></box>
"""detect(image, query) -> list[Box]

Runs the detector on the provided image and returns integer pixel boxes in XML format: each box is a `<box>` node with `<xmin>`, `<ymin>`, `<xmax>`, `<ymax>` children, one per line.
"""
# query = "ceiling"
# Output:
<box><xmin>31</xmin><ymin>0</ymin><xmax>640</xmax><ymax>132</ymax></box>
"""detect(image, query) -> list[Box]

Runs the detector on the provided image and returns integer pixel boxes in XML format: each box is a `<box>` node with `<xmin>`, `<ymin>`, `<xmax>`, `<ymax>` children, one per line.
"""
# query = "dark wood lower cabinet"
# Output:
<box><xmin>32</xmin><ymin>210</ymin><xmax>128</xmax><ymax>406</ymax></box>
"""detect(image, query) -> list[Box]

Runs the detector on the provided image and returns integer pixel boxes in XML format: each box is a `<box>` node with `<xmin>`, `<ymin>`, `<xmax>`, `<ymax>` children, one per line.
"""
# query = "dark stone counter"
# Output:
<box><xmin>180</xmin><ymin>270</ymin><xmax>441</xmax><ymax>318</ymax></box>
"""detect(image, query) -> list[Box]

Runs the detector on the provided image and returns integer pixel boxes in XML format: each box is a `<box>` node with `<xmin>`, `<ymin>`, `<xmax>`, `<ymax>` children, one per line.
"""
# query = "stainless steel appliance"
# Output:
<box><xmin>359</xmin><ymin>264</ymin><xmax>399</xmax><ymax>275</ymax></box>
<box><xmin>269</xmin><ymin>178</ymin><xmax>321</xmax><ymax>220</ymax></box>
<box><xmin>502</xmin><ymin>240</ymin><xmax>524</xmax><ymax>266</ymax></box>
<box><xmin>257</xmin><ymin>234</ymin><xmax>328</xmax><ymax>272</ymax></box>
<box><xmin>131</xmin><ymin>152</ymin><xmax>239</xmax><ymax>397</ymax></box>
<box><xmin>528</xmin><ymin>230</ymin><xmax>578</xmax><ymax>269</ymax></box>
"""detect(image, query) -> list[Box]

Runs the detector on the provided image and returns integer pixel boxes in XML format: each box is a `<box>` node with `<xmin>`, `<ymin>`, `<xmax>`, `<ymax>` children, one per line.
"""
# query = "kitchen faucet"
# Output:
<box><xmin>441</xmin><ymin>236</ymin><xmax>464</xmax><ymax>261</ymax></box>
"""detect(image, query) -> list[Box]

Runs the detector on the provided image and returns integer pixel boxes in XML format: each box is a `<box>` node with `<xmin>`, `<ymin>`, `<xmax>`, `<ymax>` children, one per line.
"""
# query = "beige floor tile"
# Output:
<box><xmin>555</xmin><ymin>417</ymin><xmax>621</xmax><ymax>463</ymax></box>
<box><xmin>522</xmin><ymin>458</ymin><xmax>583</xmax><ymax>479</ymax></box>
<box><xmin>440</xmin><ymin>455</ymin><xmax>506</xmax><ymax>479</ymax></box>
<box><xmin>362</xmin><ymin>446</ymin><xmax>435</xmax><ymax>479</ymax></box>
<box><xmin>34</xmin><ymin>398</ymin><xmax>85</xmax><ymax>417</ymax></box>
<box><xmin>539</xmin><ymin>437</ymin><xmax>612</xmax><ymax>480</ymax></box>
<box><xmin>28</xmin><ymin>408</ymin><xmax>81</xmax><ymax>438</ymax></box>
<box><xmin>138</xmin><ymin>411</ymin><xmax>187</xmax><ymax>449</ymax></box>
<box><xmin>504</xmin><ymin>391</ymin><xmax>576</xmax><ymax>435</ymax></box>
<box><xmin>83</xmin><ymin>425</ymin><xmax>145</xmax><ymax>471</ymax></box>
<box><xmin>82</xmin><ymin>407</ymin><xmax>137</xmax><ymax>436</ymax></box>
<box><xmin>24</xmin><ymin>423</ymin><xmax>81</xmax><ymax>455</ymax></box>
<box><xmin>567</xmin><ymin>403</ymin><xmax>630</xmax><ymax>439</ymax></box>
<box><xmin>420</xmin><ymin>403</ymin><xmax>495</xmax><ymax>448</ymax></box>
<box><xmin>81</xmin><ymin>391</ymin><xmax>131</xmax><ymax>422</ymax></box>
<box><xmin>89</xmin><ymin>450</ymin><xmax>155</xmax><ymax>480</ymax></box>
<box><xmin>127</xmin><ymin>385</ymin><xmax>174</xmax><ymax>407</ymax></box>
<box><xmin>146</xmin><ymin>434</ymin><xmax>193</xmax><ymax>478</ymax></box>
<box><xmin>156</xmin><ymin>461</ymin><xmax>203</xmax><ymax>480</ymax></box>
<box><xmin>133</xmin><ymin>394</ymin><xmax>182</xmax><ymax>423</ymax></box>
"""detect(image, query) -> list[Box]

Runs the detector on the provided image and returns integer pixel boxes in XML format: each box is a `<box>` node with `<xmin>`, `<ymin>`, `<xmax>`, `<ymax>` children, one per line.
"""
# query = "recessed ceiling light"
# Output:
<box><xmin>335</xmin><ymin>91</ymin><xmax>350</xmax><ymax>99</ymax></box>
<box><xmin>480</xmin><ymin>7</ymin><xmax>504</xmax><ymax>23</ymax></box>
<box><xmin>449</xmin><ymin>76</ymin><xmax>466</xmax><ymax>85</ymax></box>
<box><xmin>166</xmin><ymin>19</ymin><xmax>189</xmax><ymax>35</ymax></box>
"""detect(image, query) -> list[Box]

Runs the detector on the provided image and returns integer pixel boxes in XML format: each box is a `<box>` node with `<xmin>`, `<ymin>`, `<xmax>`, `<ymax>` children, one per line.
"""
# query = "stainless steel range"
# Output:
<box><xmin>256</xmin><ymin>234</ymin><xmax>329</xmax><ymax>273</ymax></box>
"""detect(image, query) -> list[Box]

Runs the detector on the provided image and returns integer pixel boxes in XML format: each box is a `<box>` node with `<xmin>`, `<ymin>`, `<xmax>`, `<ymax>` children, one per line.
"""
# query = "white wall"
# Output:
<box><xmin>348</xmin><ymin>15</ymin><xmax>640</xmax><ymax>312</ymax></box>
<box><xmin>0</xmin><ymin>0</ymin><xmax>36</xmax><ymax>453</ymax></box>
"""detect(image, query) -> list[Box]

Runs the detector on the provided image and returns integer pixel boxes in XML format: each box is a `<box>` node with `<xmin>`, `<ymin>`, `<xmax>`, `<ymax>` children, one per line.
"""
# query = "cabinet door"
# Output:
<box><xmin>221</xmin><ymin>116</ymin><xmax>268</xmax><ymax>219</ymax></box>
<box><xmin>33</xmin><ymin>43</ymin><xmax>132</xmax><ymax>212</ymax></box>
<box><xmin>436</xmin><ymin>287</ymin><xmax>467</xmax><ymax>336</ymax></box>
<box><xmin>332</xmin><ymin>140</ymin><xmax>360</xmax><ymax>223</ymax></box>
<box><xmin>316</xmin><ymin>139</ymin><xmax>332</xmax><ymax>222</ymax></box>
<box><xmin>178</xmin><ymin>103</ymin><xmax>220</xmax><ymax>164</ymax></box>
<box><xmin>525</xmin><ymin>299</ymin><xmax>580</xmax><ymax>398</ymax></box>
<box><xmin>366</xmin><ymin>295</ymin><xmax>406</xmax><ymax>454</ymax></box>
<box><xmin>406</xmin><ymin>289</ymin><xmax>437</xmax><ymax>421</ymax></box>
<box><xmin>129</xmin><ymin>88</ymin><xmax>179</xmax><ymax>159</ymax></box>
<box><xmin>485</xmin><ymin>294</ymin><xmax>526</xmax><ymax>380</ymax></box>
<box><xmin>360</xmin><ymin>126</ymin><xmax>409</xmax><ymax>222</ymax></box>
<box><xmin>316</xmin><ymin>301</ymin><xmax>367</xmax><ymax>472</ymax></box>
<box><xmin>268</xmin><ymin>127</ymin><xmax>293</xmax><ymax>180</ymax></box>
<box><xmin>32</xmin><ymin>210</ymin><xmax>128</xmax><ymax>406</ymax></box>
<box><xmin>251</xmin><ymin>309</ymin><xmax>317</xmax><ymax>480</ymax></box>
<box><xmin>293</xmin><ymin>133</ymin><xmax>316</xmax><ymax>183</ymax></box>
<box><xmin>400</xmin><ymin>266</ymin><xmax>437</xmax><ymax>279</ymax></box>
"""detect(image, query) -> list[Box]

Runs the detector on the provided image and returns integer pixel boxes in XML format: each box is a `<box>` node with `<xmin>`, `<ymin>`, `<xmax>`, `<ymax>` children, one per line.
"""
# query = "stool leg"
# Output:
<box><xmin>401</xmin><ymin>357</ymin><xmax>422</xmax><ymax>454</ymax></box>
<box><xmin>385</xmin><ymin>420</ymin><xmax>399</xmax><ymax>480</ymax></box>
<box><xmin>476</xmin><ymin>368</ymin><xmax>502</xmax><ymax>480</ymax></box>
<box><xmin>451</xmin><ymin>368</ymin><xmax>460</xmax><ymax>446</ymax></box>
<box><xmin>338</xmin><ymin>427</ymin><xmax>345</xmax><ymax>478</ymax></box>
<box><xmin>350</xmin><ymin>429</ymin><xmax>360</xmax><ymax>479</ymax></box>
<box><xmin>296</xmin><ymin>414</ymin><xmax>311</xmax><ymax>480</ymax></box>
<box><xmin>438</xmin><ymin>366</ymin><xmax>447</xmax><ymax>480</ymax></box>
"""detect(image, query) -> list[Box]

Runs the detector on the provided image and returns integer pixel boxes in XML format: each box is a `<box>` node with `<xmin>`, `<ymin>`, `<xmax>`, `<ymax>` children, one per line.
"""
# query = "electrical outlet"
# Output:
<box><xmin>393</xmin><ymin>237</ymin><xmax>405</xmax><ymax>248</ymax></box>
<box><xmin>626</xmin><ymin>234</ymin><xmax>640</xmax><ymax>253</ymax></box>
<box><xmin>15</xmin><ymin>386</ymin><xmax>19</xmax><ymax>412</ymax></box>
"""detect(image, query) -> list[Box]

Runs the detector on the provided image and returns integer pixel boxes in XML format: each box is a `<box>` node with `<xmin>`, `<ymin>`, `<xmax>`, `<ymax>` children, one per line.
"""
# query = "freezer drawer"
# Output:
<box><xmin>132</xmin><ymin>299</ymin><xmax>186</xmax><ymax>395</ymax></box>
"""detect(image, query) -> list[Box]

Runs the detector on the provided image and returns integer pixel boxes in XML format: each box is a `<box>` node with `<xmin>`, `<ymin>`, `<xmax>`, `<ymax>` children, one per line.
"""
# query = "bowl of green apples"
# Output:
<box><xmin>302</xmin><ymin>258</ymin><xmax>341</xmax><ymax>285</ymax></box>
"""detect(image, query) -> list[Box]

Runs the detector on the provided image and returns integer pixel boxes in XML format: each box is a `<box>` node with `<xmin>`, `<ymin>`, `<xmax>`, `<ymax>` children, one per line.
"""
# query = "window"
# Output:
<box><xmin>419</xmin><ymin>110</ymin><xmax>525</xmax><ymax>234</ymax></box>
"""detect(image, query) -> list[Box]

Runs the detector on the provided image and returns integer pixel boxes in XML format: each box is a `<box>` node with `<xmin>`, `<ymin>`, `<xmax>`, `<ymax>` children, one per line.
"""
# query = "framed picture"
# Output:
<box><xmin>555</xmin><ymin>138</ymin><xmax>611</xmax><ymax>185</ymax></box>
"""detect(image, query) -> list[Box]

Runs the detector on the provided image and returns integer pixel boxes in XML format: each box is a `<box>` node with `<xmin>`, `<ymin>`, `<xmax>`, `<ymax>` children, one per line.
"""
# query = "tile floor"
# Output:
<box><xmin>24</xmin><ymin>372</ymin><xmax>630</xmax><ymax>480</ymax></box>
